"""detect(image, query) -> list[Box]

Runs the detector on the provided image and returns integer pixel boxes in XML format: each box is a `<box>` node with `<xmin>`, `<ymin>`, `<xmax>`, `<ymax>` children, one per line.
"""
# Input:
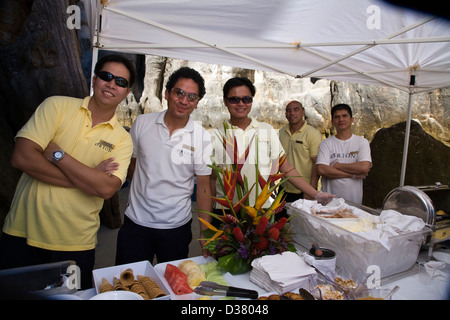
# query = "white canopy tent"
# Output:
<box><xmin>82</xmin><ymin>0</ymin><xmax>450</xmax><ymax>186</ymax></box>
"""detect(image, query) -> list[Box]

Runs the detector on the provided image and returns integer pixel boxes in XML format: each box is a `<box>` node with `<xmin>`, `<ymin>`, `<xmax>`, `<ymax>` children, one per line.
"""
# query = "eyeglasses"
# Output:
<box><xmin>226</xmin><ymin>96</ymin><xmax>253</xmax><ymax>104</ymax></box>
<box><xmin>171</xmin><ymin>87</ymin><xmax>199</xmax><ymax>103</ymax></box>
<box><xmin>97</xmin><ymin>71</ymin><xmax>129</xmax><ymax>88</ymax></box>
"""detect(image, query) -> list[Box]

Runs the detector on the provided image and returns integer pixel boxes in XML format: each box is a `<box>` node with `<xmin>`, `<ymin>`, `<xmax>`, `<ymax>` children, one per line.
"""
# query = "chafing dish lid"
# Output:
<box><xmin>382</xmin><ymin>186</ymin><xmax>435</xmax><ymax>225</ymax></box>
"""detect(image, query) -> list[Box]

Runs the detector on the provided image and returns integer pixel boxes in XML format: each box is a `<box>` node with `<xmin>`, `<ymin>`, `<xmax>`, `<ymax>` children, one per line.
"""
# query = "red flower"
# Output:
<box><xmin>233</xmin><ymin>227</ymin><xmax>245</xmax><ymax>243</ymax></box>
<box><xmin>267</xmin><ymin>228</ymin><xmax>280</xmax><ymax>241</ymax></box>
<box><xmin>254</xmin><ymin>237</ymin><xmax>268</xmax><ymax>250</ymax></box>
<box><xmin>255</xmin><ymin>216</ymin><xmax>269</xmax><ymax>235</ymax></box>
<box><xmin>271</xmin><ymin>217</ymin><xmax>287</xmax><ymax>230</ymax></box>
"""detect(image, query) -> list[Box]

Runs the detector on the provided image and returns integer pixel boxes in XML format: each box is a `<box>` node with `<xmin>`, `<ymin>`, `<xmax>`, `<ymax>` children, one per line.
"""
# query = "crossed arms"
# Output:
<box><xmin>11</xmin><ymin>138</ymin><xmax>122</xmax><ymax>200</ymax></box>
<box><xmin>317</xmin><ymin>160</ymin><xmax>371</xmax><ymax>179</ymax></box>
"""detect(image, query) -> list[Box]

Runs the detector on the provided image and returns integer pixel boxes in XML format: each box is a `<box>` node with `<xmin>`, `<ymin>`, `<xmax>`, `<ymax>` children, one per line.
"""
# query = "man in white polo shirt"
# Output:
<box><xmin>116</xmin><ymin>67</ymin><xmax>213</xmax><ymax>264</ymax></box>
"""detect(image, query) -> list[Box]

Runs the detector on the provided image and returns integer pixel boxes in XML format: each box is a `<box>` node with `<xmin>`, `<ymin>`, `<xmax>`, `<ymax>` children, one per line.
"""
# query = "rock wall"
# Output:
<box><xmin>364</xmin><ymin>121</ymin><xmax>450</xmax><ymax>208</ymax></box>
<box><xmin>0</xmin><ymin>0</ymin><xmax>88</xmax><ymax>228</ymax></box>
<box><xmin>115</xmin><ymin>56</ymin><xmax>449</xmax><ymax>208</ymax></box>
<box><xmin>117</xmin><ymin>56</ymin><xmax>450</xmax><ymax>147</ymax></box>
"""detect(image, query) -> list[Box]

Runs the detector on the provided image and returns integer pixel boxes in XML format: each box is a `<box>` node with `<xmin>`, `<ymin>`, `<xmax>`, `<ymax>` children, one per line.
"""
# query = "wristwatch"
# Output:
<box><xmin>52</xmin><ymin>150</ymin><xmax>65</xmax><ymax>165</ymax></box>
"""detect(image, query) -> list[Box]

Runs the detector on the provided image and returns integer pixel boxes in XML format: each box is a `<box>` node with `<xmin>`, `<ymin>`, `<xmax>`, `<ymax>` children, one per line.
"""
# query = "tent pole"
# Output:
<box><xmin>399</xmin><ymin>90</ymin><xmax>414</xmax><ymax>187</ymax></box>
<box><xmin>90</xmin><ymin>0</ymin><xmax>102</xmax><ymax>96</ymax></box>
<box><xmin>90</xmin><ymin>47</ymin><xmax>99</xmax><ymax>96</ymax></box>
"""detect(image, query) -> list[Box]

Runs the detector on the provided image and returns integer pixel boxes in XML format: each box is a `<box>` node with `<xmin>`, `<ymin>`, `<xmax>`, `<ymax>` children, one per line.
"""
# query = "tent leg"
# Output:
<box><xmin>399</xmin><ymin>91</ymin><xmax>413</xmax><ymax>187</ymax></box>
<box><xmin>90</xmin><ymin>47</ymin><xmax>99</xmax><ymax>96</ymax></box>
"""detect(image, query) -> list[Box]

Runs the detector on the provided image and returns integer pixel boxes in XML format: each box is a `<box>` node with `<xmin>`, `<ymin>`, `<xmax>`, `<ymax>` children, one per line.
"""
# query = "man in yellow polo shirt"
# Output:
<box><xmin>0</xmin><ymin>54</ymin><xmax>135</xmax><ymax>289</ymax></box>
<box><xmin>278</xmin><ymin>100</ymin><xmax>322</xmax><ymax>218</ymax></box>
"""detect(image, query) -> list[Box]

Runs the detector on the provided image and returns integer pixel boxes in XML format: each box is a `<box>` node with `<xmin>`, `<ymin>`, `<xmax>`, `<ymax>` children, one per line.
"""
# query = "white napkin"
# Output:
<box><xmin>424</xmin><ymin>261</ymin><xmax>447</xmax><ymax>279</ymax></box>
<box><xmin>377</xmin><ymin>209</ymin><xmax>426</xmax><ymax>234</ymax></box>
<box><xmin>291</xmin><ymin>199</ymin><xmax>426</xmax><ymax>251</ymax></box>
<box><xmin>252</xmin><ymin>251</ymin><xmax>315</xmax><ymax>283</ymax></box>
<box><xmin>250</xmin><ymin>252</ymin><xmax>316</xmax><ymax>294</ymax></box>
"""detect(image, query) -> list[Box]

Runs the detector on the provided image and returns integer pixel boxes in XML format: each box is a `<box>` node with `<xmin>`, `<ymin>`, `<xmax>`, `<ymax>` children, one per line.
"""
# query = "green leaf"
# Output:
<box><xmin>217</xmin><ymin>253</ymin><xmax>252</xmax><ymax>275</ymax></box>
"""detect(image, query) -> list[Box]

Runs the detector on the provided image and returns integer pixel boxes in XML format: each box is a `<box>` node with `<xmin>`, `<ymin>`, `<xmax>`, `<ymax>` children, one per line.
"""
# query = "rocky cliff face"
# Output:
<box><xmin>115</xmin><ymin>56</ymin><xmax>449</xmax><ymax>208</ymax></box>
<box><xmin>0</xmin><ymin>0</ymin><xmax>87</xmax><ymax>227</ymax></box>
<box><xmin>117</xmin><ymin>56</ymin><xmax>450</xmax><ymax>148</ymax></box>
<box><xmin>364</xmin><ymin>121</ymin><xmax>450</xmax><ymax>208</ymax></box>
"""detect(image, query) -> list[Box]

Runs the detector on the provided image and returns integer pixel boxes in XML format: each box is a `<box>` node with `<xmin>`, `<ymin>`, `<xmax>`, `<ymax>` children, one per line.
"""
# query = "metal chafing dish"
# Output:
<box><xmin>382</xmin><ymin>182</ymin><xmax>450</xmax><ymax>259</ymax></box>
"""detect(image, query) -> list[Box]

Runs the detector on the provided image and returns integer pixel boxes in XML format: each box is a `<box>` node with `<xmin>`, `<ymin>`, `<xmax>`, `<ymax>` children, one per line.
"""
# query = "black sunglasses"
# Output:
<box><xmin>171</xmin><ymin>87</ymin><xmax>199</xmax><ymax>103</ymax></box>
<box><xmin>226</xmin><ymin>96</ymin><xmax>253</xmax><ymax>104</ymax></box>
<box><xmin>97</xmin><ymin>71</ymin><xmax>129</xmax><ymax>88</ymax></box>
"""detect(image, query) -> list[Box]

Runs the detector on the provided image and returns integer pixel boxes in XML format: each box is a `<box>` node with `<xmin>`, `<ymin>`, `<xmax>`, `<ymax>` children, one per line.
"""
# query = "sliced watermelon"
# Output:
<box><xmin>164</xmin><ymin>264</ymin><xmax>193</xmax><ymax>295</ymax></box>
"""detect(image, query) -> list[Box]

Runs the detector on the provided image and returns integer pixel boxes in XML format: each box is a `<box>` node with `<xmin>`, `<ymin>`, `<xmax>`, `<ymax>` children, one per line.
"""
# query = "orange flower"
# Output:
<box><xmin>198</xmin><ymin>217</ymin><xmax>224</xmax><ymax>246</ymax></box>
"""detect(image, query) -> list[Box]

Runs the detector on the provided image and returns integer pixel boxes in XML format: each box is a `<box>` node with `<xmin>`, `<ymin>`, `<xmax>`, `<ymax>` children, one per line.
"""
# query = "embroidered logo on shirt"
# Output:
<box><xmin>95</xmin><ymin>140</ymin><xmax>115</xmax><ymax>152</ymax></box>
<box><xmin>183</xmin><ymin>144</ymin><xmax>195</xmax><ymax>152</ymax></box>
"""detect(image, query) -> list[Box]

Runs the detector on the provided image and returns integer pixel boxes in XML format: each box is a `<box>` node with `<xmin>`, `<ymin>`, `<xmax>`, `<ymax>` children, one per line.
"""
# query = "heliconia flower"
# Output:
<box><xmin>264</xmin><ymin>190</ymin><xmax>286</xmax><ymax>219</ymax></box>
<box><xmin>254</xmin><ymin>183</ymin><xmax>270</xmax><ymax>210</ymax></box>
<box><xmin>222</xmin><ymin>165</ymin><xmax>237</xmax><ymax>200</ymax></box>
<box><xmin>244</xmin><ymin>206</ymin><xmax>258</xmax><ymax>219</ymax></box>
<box><xmin>219</xmin><ymin>213</ymin><xmax>240</xmax><ymax>225</ymax></box>
<box><xmin>272</xmin><ymin>200</ymin><xmax>286</xmax><ymax>216</ymax></box>
<box><xmin>212</xmin><ymin>166</ymin><xmax>255</xmax><ymax>215</ymax></box>
<box><xmin>198</xmin><ymin>217</ymin><xmax>224</xmax><ymax>246</ymax></box>
<box><xmin>258</xmin><ymin>154</ymin><xmax>287</xmax><ymax>188</ymax></box>
<box><xmin>233</xmin><ymin>227</ymin><xmax>245</xmax><ymax>243</ymax></box>
<box><xmin>270</xmin><ymin>153</ymin><xmax>287</xmax><ymax>176</ymax></box>
<box><xmin>220</xmin><ymin>122</ymin><xmax>254</xmax><ymax>188</ymax></box>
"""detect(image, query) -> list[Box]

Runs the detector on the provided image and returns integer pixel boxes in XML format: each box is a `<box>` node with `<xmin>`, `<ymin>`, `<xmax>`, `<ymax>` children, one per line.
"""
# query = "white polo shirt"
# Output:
<box><xmin>125</xmin><ymin>110</ymin><xmax>212</xmax><ymax>229</ymax></box>
<box><xmin>211</xmin><ymin>118</ymin><xmax>285</xmax><ymax>208</ymax></box>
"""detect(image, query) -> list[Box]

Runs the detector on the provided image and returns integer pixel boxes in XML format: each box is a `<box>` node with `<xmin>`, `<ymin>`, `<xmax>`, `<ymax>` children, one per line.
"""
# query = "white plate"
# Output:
<box><xmin>433</xmin><ymin>251</ymin><xmax>450</xmax><ymax>264</ymax></box>
<box><xmin>90</xmin><ymin>291</ymin><xmax>144</xmax><ymax>300</ymax></box>
<box><xmin>153</xmin><ymin>256</ymin><xmax>264</xmax><ymax>300</ymax></box>
<box><xmin>153</xmin><ymin>256</ymin><xmax>215</xmax><ymax>300</ymax></box>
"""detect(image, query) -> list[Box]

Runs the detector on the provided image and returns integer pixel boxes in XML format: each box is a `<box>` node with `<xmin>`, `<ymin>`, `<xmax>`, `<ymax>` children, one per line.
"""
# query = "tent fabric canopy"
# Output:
<box><xmin>86</xmin><ymin>0</ymin><xmax>450</xmax><ymax>93</ymax></box>
<box><xmin>83</xmin><ymin>0</ymin><xmax>450</xmax><ymax>186</ymax></box>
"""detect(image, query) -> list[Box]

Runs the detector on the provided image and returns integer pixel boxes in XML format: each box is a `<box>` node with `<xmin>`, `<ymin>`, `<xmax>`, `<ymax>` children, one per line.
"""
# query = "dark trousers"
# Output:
<box><xmin>0</xmin><ymin>233</ymin><xmax>95</xmax><ymax>290</ymax></box>
<box><xmin>115</xmin><ymin>216</ymin><xmax>192</xmax><ymax>265</ymax></box>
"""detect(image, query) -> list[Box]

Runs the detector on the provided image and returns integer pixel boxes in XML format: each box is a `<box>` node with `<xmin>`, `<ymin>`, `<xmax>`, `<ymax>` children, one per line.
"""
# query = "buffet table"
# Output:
<box><xmin>6</xmin><ymin>196</ymin><xmax>448</xmax><ymax>300</ymax></box>
<box><xmin>72</xmin><ymin>247</ymin><xmax>449</xmax><ymax>300</ymax></box>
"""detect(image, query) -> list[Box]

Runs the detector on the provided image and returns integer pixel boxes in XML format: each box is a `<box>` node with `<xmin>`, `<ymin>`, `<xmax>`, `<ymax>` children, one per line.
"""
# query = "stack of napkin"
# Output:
<box><xmin>249</xmin><ymin>251</ymin><xmax>316</xmax><ymax>294</ymax></box>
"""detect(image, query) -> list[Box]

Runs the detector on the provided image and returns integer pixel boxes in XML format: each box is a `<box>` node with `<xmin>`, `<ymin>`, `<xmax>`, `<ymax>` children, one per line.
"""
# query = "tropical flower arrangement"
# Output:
<box><xmin>199</xmin><ymin>122</ymin><xmax>296</xmax><ymax>274</ymax></box>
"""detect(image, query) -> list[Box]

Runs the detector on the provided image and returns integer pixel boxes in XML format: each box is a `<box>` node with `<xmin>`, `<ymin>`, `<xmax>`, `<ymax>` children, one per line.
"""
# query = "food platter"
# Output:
<box><xmin>153</xmin><ymin>256</ymin><xmax>264</xmax><ymax>300</ymax></box>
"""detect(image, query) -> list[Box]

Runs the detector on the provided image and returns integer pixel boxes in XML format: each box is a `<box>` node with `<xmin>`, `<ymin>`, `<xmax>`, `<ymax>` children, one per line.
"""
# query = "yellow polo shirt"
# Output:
<box><xmin>3</xmin><ymin>96</ymin><xmax>133</xmax><ymax>251</ymax></box>
<box><xmin>278</xmin><ymin>121</ymin><xmax>322</xmax><ymax>193</ymax></box>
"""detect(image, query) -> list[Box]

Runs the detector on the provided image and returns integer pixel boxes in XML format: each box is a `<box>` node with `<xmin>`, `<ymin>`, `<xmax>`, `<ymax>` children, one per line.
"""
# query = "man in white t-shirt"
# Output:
<box><xmin>116</xmin><ymin>67</ymin><xmax>213</xmax><ymax>264</ymax></box>
<box><xmin>316</xmin><ymin>104</ymin><xmax>372</xmax><ymax>204</ymax></box>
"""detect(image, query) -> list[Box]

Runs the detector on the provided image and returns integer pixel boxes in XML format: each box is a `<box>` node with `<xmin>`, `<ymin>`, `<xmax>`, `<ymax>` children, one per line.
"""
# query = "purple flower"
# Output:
<box><xmin>268</xmin><ymin>245</ymin><xmax>276</xmax><ymax>255</ymax></box>
<box><xmin>237</xmin><ymin>243</ymin><xmax>248</xmax><ymax>259</ymax></box>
